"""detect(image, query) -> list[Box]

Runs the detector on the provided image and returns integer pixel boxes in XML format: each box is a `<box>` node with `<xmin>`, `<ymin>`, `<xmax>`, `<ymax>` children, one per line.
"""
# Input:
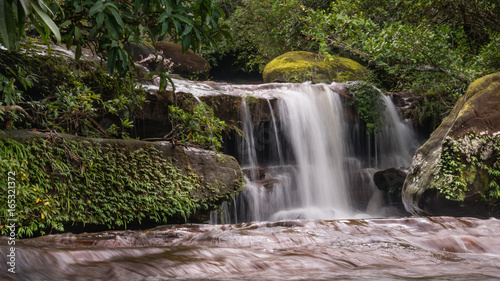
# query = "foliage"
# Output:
<box><xmin>0</xmin><ymin>0</ymin><xmax>61</xmax><ymax>50</ymax></box>
<box><xmin>0</xmin><ymin>136</ymin><xmax>238</xmax><ymax>237</ymax></box>
<box><xmin>168</xmin><ymin>103</ymin><xmax>227</xmax><ymax>152</ymax></box>
<box><xmin>348</xmin><ymin>82</ymin><xmax>386</xmax><ymax>134</ymax></box>
<box><xmin>407</xmin><ymin>93</ymin><xmax>452</xmax><ymax>135</ymax></box>
<box><xmin>29</xmin><ymin>70</ymin><xmax>141</xmax><ymax>138</ymax></box>
<box><xmin>0</xmin><ymin>47</ymin><xmax>144</xmax><ymax>138</ymax></box>
<box><xmin>302</xmin><ymin>0</ymin><xmax>500</xmax><ymax>131</ymax></box>
<box><xmin>1</xmin><ymin>0</ymin><xmax>229</xmax><ymax>78</ymax></box>
<box><xmin>53</xmin><ymin>0</ymin><xmax>229</xmax><ymax>77</ymax></box>
<box><xmin>436</xmin><ymin>133</ymin><xmax>500</xmax><ymax>203</ymax></box>
<box><xmin>206</xmin><ymin>0</ymin><xmax>315</xmax><ymax>73</ymax></box>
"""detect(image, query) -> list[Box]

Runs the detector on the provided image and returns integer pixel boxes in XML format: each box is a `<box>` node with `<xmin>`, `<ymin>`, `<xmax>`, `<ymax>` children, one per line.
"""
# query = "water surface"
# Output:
<box><xmin>2</xmin><ymin>217</ymin><xmax>499</xmax><ymax>280</ymax></box>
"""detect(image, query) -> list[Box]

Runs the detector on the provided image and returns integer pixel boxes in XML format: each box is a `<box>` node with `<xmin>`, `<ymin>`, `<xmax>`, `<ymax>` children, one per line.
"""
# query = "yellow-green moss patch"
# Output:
<box><xmin>262</xmin><ymin>51</ymin><xmax>368</xmax><ymax>83</ymax></box>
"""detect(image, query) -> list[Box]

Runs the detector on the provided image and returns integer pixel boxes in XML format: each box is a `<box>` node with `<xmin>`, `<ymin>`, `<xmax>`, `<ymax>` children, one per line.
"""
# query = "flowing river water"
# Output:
<box><xmin>1</xmin><ymin>217</ymin><xmax>500</xmax><ymax>280</ymax></box>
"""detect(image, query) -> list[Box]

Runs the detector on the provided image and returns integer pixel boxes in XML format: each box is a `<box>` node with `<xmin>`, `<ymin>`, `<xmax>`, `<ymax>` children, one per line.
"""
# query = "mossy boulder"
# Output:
<box><xmin>262</xmin><ymin>51</ymin><xmax>368</xmax><ymax>84</ymax></box>
<box><xmin>402</xmin><ymin>72</ymin><xmax>500</xmax><ymax>218</ymax></box>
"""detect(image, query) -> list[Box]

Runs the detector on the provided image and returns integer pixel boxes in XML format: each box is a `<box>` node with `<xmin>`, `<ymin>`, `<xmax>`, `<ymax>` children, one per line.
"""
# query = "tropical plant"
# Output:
<box><xmin>1</xmin><ymin>0</ymin><xmax>230</xmax><ymax>78</ymax></box>
<box><xmin>0</xmin><ymin>0</ymin><xmax>61</xmax><ymax>50</ymax></box>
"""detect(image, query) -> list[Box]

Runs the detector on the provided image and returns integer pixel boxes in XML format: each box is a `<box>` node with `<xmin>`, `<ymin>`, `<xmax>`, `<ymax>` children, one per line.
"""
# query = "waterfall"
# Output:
<box><xmin>267</xmin><ymin>100</ymin><xmax>284</xmax><ymax>166</ymax></box>
<box><xmin>374</xmin><ymin>94</ymin><xmax>419</xmax><ymax>168</ymax></box>
<box><xmin>272</xmin><ymin>84</ymin><xmax>351</xmax><ymax>219</ymax></box>
<box><xmin>201</xmin><ymin>82</ymin><xmax>419</xmax><ymax>223</ymax></box>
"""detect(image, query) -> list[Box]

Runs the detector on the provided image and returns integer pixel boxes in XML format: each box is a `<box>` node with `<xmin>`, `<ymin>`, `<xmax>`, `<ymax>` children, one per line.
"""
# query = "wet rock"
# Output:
<box><xmin>262</xmin><ymin>51</ymin><xmax>368</xmax><ymax>84</ymax></box>
<box><xmin>402</xmin><ymin>72</ymin><xmax>500</xmax><ymax>218</ymax></box>
<box><xmin>388</xmin><ymin>91</ymin><xmax>419</xmax><ymax>115</ymax></box>
<box><xmin>374</xmin><ymin>168</ymin><xmax>410</xmax><ymax>216</ymax></box>
<box><xmin>243</xmin><ymin>167</ymin><xmax>267</xmax><ymax>181</ymax></box>
<box><xmin>374</xmin><ymin>168</ymin><xmax>407</xmax><ymax>195</ymax></box>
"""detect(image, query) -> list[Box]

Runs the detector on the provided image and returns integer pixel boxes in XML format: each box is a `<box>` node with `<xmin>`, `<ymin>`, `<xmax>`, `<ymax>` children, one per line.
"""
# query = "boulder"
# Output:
<box><xmin>402</xmin><ymin>72</ymin><xmax>500</xmax><ymax>218</ymax></box>
<box><xmin>374</xmin><ymin>168</ymin><xmax>407</xmax><ymax>195</ymax></box>
<box><xmin>262</xmin><ymin>51</ymin><xmax>368</xmax><ymax>84</ymax></box>
<box><xmin>374</xmin><ymin>168</ymin><xmax>411</xmax><ymax>216</ymax></box>
<box><xmin>125</xmin><ymin>42</ymin><xmax>210</xmax><ymax>77</ymax></box>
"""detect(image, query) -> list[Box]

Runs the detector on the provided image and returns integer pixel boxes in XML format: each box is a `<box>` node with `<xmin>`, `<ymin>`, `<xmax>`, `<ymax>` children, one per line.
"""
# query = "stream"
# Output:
<box><xmin>2</xmin><ymin>216</ymin><xmax>500</xmax><ymax>280</ymax></box>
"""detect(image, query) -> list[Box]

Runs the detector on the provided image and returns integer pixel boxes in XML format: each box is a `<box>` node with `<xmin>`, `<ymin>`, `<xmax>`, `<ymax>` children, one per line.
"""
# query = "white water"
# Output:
<box><xmin>375</xmin><ymin>94</ymin><xmax>419</xmax><ymax>168</ymax></box>
<box><xmin>275</xmin><ymin>84</ymin><xmax>351</xmax><ymax>218</ymax></box>
<box><xmin>211</xmin><ymin>82</ymin><xmax>419</xmax><ymax>223</ymax></box>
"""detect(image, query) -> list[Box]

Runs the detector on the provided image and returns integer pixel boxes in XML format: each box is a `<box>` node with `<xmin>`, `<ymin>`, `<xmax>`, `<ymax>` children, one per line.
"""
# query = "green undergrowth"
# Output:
<box><xmin>435</xmin><ymin>133</ymin><xmax>500</xmax><ymax>203</ymax></box>
<box><xmin>0</xmin><ymin>43</ymin><xmax>145</xmax><ymax>138</ymax></box>
<box><xmin>0</xmin><ymin>136</ymin><xmax>237</xmax><ymax>237</ymax></box>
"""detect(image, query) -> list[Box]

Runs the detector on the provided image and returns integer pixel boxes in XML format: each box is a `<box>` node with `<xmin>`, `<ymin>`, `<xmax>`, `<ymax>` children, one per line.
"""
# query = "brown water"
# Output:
<box><xmin>2</xmin><ymin>217</ymin><xmax>500</xmax><ymax>280</ymax></box>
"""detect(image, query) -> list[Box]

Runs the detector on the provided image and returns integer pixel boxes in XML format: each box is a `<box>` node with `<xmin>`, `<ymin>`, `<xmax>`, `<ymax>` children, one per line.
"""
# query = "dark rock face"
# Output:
<box><xmin>373</xmin><ymin>168</ymin><xmax>411</xmax><ymax>216</ymax></box>
<box><xmin>374</xmin><ymin>168</ymin><xmax>407</xmax><ymax>195</ymax></box>
<box><xmin>388</xmin><ymin>91</ymin><xmax>419</xmax><ymax>116</ymax></box>
<box><xmin>402</xmin><ymin>72</ymin><xmax>500</xmax><ymax>218</ymax></box>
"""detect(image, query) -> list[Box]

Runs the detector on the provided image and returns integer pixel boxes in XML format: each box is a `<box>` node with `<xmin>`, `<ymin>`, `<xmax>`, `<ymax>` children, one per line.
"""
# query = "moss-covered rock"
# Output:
<box><xmin>402</xmin><ymin>72</ymin><xmax>500</xmax><ymax>218</ymax></box>
<box><xmin>0</xmin><ymin>130</ymin><xmax>244</xmax><ymax>237</ymax></box>
<box><xmin>262</xmin><ymin>51</ymin><xmax>368</xmax><ymax>84</ymax></box>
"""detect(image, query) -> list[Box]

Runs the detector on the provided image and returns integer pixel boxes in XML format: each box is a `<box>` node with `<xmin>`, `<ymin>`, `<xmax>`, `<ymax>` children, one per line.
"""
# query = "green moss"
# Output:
<box><xmin>262</xmin><ymin>51</ymin><xmax>368</xmax><ymax>83</ymax></box>
<box><xmin>0</xmin><ymin>136</ymin><xmax>238</xmax><ymax>237</ymax></box>
<box><xmin>465</xmin><ymin>72</ymin><xmax>500</xmax><ymax>99</ymax></box>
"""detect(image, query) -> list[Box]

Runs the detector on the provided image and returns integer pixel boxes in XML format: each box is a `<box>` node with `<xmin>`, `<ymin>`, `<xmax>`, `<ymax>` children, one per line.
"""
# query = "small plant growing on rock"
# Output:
<box><xmin>167</xmin><ymin>103</ymin><xmax>227</xmax><ymax>152</ymax></box>
<box><xmin>348</xmin><ymin>81</ymin><xmax>386</xmax><ymax>134</ymax></box>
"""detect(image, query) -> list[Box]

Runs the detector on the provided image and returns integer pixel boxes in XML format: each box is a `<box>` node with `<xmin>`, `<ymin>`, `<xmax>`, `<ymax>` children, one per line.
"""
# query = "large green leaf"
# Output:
<box><xmin>31</xmin><ymin>1</ymin><xmax>61</xmax><ymax>43</ymax></box>
<box><xmin>0</xmin><ymin>1</ymin><xmax>16</xmax><ymax>50</ymax></box>
<box><xmin>18</xmin><ymin>0</ymin><xmax>31</xmax><ymax>15</ymax></box>
<box><xmin>89</xmin><ymin>1</ymin><xmax>104</xmax><ymax>17</ymax></box>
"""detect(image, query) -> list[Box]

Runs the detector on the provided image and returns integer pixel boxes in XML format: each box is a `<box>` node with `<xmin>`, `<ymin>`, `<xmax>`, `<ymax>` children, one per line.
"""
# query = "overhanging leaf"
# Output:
<box><xmin>31</xmin><ymin>1</ymin><xmax>61</xmax><ymax>43</ymax></box>
<box><xmin>0</xmin><ymin>1</ymin><xmax>16</xmax><ymax>50</ymax></box>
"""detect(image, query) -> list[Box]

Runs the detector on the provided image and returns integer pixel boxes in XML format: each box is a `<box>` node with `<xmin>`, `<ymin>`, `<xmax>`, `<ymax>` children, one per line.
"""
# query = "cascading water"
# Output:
<box><xmin>271</xmin><ymin>84</ymin><xmax>351</xmax><ymax>220</ymax></box>
<box><xmin>211</xmin><ymin>82</ymin><xmax>420</xmax><ymax>223</ymax></box>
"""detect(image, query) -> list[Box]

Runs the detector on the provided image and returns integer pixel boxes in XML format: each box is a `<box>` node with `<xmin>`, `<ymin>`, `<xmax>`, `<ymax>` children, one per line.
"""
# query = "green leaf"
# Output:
<box><xmin>31</xmin><ymin>1</ymin><xmax>61</xmax><ymax>44</ymax></box>
<box><xmin>75</xmin><ymin>43</ymin><xmax>82</xmax><ymax>60</ymax></box>
<box><xmin>18</xmin><ymin>0</ymin><xmax>31</xmax><ymax>15</ymax></box>
<box><xmin>181</xmin><ymin>34</ymin><xmax>192</xmax><ymax>53</ymax></box>
<box><xmin>106</xmin><ymin>4</ymin><xmax>124</xmax><ymax>28</ymax></box>
<box><xmin>170</xmin><ymin>13</ymin><xmax>194</xmax><ymax>25</ymax></box>
<box><xmin>108</xmin><ymin>48</ymin><xmax>117</xmax><ymax>74</ymax></box>
<box><xmin>89</xmin><ymin>1</ymin><xmax>104</xmax><ymax>17</ymax></box>
<box><xmin>96</xmin><ymin>12</ymin><xmax>105</xmax><ymax>28</ymax></box>
<box><xmin>0</xmin><ymin>1</ymin><xmax>16</xmax><ymax>50</ymax></box>
<box><xmin>181</xmin><ymin>25</ymin><xmax>193</xmax><ymax>37</ymax></box>
<box><xmin>74</xmin><ymin>26</ymin><xmax>82</xmax><ymax>41</ymax></box>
